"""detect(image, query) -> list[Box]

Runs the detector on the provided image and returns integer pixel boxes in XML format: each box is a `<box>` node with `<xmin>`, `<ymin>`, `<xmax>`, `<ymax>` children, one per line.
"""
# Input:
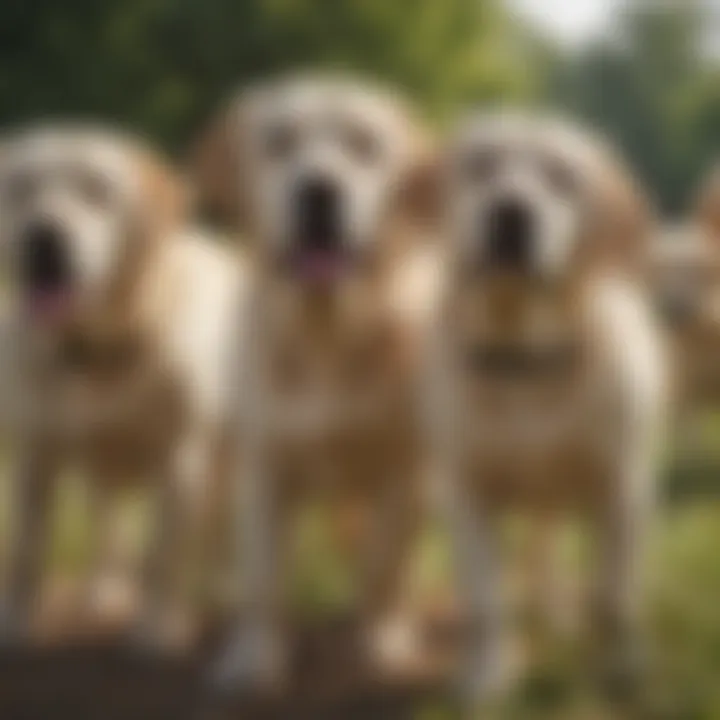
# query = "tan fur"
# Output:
<box><xmin>429</xmin><ymin>113</ymin><xmax>668</xmax><ymax>704</ymax></box>
<box><xmin>649</xmin><ymin>166</ymin><xmax>720</xmax><ymax>428</ymax></box>
<box><xmin>0</xmin><ymin>128</ymin><xmax>246</xmax><ymax>645</ymax></box>
<box><xmin>193</xmin><ymin>106</ymin><xmax>245</xmax><ymax>226</ymax></box>
<box><xmin>204</xmin><ymin>76</ymin><xmax>438</xmax><ymax>689</ymax></box>
<box><xmin>650</xmin><ymin>224</ymin><xmax>720</xmax><ymax>411</ymax></box>
<box><xmin>582</xmin><ymin>149</ymin><xmax>652</xmax><ymax>274</ymax></box>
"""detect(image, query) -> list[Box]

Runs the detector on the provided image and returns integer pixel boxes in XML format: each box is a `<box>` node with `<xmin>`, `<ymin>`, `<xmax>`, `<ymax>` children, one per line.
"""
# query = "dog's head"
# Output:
<box><xmin>0</xmin><ymin>126</ymin><xmax>184</xmax><ymax>329</ymax></box>
<box><xmin>195</xmin><ymin>75</ymin><xmax>432</xmax><ymax>286</ymax></box>
<box><xmin>443</xmin><ymin>112</ymin><xmax>650</xmax><ymax>288</ymax></box>
<box><xmin>652</xmin><ymin>166</ymin><xmax>720</xmax><ymax>332</ymax></box>
<box><xmin>650</xmin><ymin>225</ymin><xmax>720</xmax><ymax>330</ymax></box>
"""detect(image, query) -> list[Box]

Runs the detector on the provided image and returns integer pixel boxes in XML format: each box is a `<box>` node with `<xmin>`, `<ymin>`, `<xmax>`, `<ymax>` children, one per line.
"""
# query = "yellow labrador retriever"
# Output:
<box><xmin>426</xmin><ymin>112</ymin><xmax>668</xmax><ymax>704</ymax></box>
<box><xmin>0</xmin><ymin>126</ymin><xmax>247</xmax><ymax>646</ymax></box>
<box><xmin>194</xmin><ymin>75</ymin><xmax>439</xmax><ymax>690</ymax></box>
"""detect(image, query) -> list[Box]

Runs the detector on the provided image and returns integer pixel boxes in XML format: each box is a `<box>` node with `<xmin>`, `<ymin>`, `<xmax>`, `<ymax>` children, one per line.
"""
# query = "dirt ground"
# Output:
<box><xmin>0</xmin><ymin>616</ymin><xmax>453</xmax><ymax>720</ymax></box>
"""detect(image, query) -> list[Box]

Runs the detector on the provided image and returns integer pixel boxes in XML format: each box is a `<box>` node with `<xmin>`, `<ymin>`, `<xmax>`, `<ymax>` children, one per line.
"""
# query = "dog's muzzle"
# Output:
<box><xmin>483</xmin><ymin>198</ymin><xmax>534</xmax><ymax>273</ymax></box>
<box><xmin>290</xmin><ymin>175</ymin><xmax>347</xmax><ymax>283</ymax></box>
<box><xmin>19</xmin><ymin>219</ymin><xmax>74</xmax><ymax>322</ymax></box>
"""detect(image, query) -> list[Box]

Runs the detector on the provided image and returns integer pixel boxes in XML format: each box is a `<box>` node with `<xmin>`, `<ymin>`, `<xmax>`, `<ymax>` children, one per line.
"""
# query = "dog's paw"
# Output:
<box><xmin>126</xmin><ymin>606</ymin><xmax>196</xmax><ymax>657</ymax></box>
<box><xmin>457</xmin><ymin>635</ymin><xmax>520</xmax><ymax>710</ymax></box>
<box><xmin>209</xmin><ymin>626</ymin><xmax>286</xmax><ymax>699</ymax></box>
<box><xmin>82</xmin><ymin>575</ymin><xmax>139</xmax><ymax>637</ymax></box>
<box><xmin>367</xmin><ymin>614</ymin><xmax>431</xmax><ymax>681</ymax></box>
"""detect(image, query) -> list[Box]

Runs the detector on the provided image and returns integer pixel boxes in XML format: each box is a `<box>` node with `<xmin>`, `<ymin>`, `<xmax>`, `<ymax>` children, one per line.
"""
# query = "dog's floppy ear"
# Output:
<box><xmin>587</xmin><ymin>152</ymin><xmax>653</xmax><ymax>273</ymax></box>
<box><xmin>397</xmin><ymin>121</ymin><xmax>442</xmax><ymax>236</ymax></box>
<box><xmin>136</xmin><ymin>149</ymin><xmax>187</xmax><ymax>244</ymax></box>
<box><xmin>192</xmin><ymin>99</ymin><xmax>245</xmax><ymax>228</ymax></box>
<box><xmin>696</xmin><ymin>165</ymin><xmax>720</xmax><ymax>240</ymax></box>
<box><xmin>400</xmin><ymin>149</ymin><xmax>442</xmax><ymax>233</ymax></box>
<box><xmin>124</xmin><ymin>148</ymin><xmax>186</xmax><ymax>282</ymax></box>
<box><xmin>108</xmin><ymin>146</ymin><xmax>187</xmax><ymax>314</ymax></box>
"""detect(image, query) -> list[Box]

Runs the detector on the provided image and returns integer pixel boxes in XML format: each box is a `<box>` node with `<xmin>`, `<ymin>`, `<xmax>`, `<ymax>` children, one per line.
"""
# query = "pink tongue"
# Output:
<box><xmin>297</xmin><ymin>253</ymin><xmax>344</xmax><ymax>283</ymax></box>
<box><xmin>27</xmin><ymin>289</ymin><xmax>72</xmax><ymax>324</ymax></box>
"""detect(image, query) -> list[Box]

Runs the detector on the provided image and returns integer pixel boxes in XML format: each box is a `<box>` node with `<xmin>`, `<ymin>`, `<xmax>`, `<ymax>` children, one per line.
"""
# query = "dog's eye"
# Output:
<box><xmin>460</xmin><ymin>149</ymin><xmax>501</xmax><ymax>184</ymax></box>
<box><xmin>543</xmin><ymin>159</ymin><xmax>578</xmax><ymax>198</ymax></box>
<box><xmin>262</xmin><ymin>124</ymin><xmax>298</xmax><ymax>161</ymax></box>
<box><xmin>343</xmin><ymin>126</ymin><xmax>382</xmax><ymax>165</ymax></box>
<box><xmin>79</xmin><ymin>172</ymin><xmax>115</xmax><ymax>208</ymax></box>
<box><xmin>5</xmin><ymin>171</ymin><xmax>37</xmax><ymax>206</ymax></box>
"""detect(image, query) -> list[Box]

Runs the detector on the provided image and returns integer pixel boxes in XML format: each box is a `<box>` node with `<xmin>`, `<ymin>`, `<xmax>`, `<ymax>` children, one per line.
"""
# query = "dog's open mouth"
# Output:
<box><xmin>26</xmin><ymin>287</ymin><xmax>74</xmax><ymax>324</ymax></box>
<box><xmin>20</xmin><ymin>223</ymin><xmax>75</xmax><ymax>325</ymax></box>
<box><xmin>288</xmin><ymin>178</ymin><xmax>352</xmax><ymax>285</ymax></box>
<box><xmin>292</xmin><ymin>249</ymin><xmax>350</xmax><ymax>284</ymax></box>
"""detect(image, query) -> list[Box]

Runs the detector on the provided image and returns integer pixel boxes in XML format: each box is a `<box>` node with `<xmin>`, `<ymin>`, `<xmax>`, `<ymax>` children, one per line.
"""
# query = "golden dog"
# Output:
<box><xmin>194</xmin><ymin>75</ymin><xmax>439</xmax><ymax>690</ymax></box>
<box><xmin>426</xmin><ymin>112</ymin><xmax>668</xmax><ymax>704</ymax></box>
<box><xmin>0</xmin><ymin>126</ymin><xmax>247</xmax><ymax>646</ymax></box>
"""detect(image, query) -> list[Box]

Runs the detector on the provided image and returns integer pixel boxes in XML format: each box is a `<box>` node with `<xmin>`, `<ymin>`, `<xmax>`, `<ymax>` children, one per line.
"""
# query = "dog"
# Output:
<box><xmin>650</xmin><ymin>223</ymin><xmax>720</xmax><ymax>408</ymax></box>
<box><xmin>648</xmin><ymin>164</ymin><xmax>720</xmax><ymax>460</ymax></box>
<box><xmin>194</xmin><ymin>75</ymin><xmax>440</xmax><ymax>690</ymax></box>
<box><xmin>0</xmin><ymin>126</ymin><xmax>247</xmax><ymax>646</ymax></box>
<box><xmin>650</xmin><ymin>164</ymin><xmax>720</xmax><ymax>402</ymax></box>
<box><xmin>425</xmin><ymin>112</ymin><xmax>668</xmax><ymax>704</ymax></box>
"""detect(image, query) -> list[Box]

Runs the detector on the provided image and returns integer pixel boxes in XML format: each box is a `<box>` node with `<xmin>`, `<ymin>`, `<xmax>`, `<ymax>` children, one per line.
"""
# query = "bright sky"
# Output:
<box><xmin>508</xmin><ymin>0</ymin><xmax>621</xmax><ymax>46</ymax></box>
<box><xmin>510</xmin><ymin>0</ymin><xmax>720</xmax><ymax>55</ymax></box>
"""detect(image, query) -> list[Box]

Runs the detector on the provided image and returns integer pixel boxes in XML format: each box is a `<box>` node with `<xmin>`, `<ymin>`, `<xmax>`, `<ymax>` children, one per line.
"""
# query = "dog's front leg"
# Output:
<box><xmin>426</xmin><ymin>341</ymin><xmax>512</xmax><ymax>705</ymax></box>
<box><xmin>588</xmin><ymin>278</ymin><xmax>667</xmax><ymax>696</ymax></box>
<box><xmin>210</xmin><ymin>426</ymin><xmax>288</xmax><ymax>696</ymax></box>
<box><xmin>135</xmin><ymin>430</ymin><xmax>211</xmax><ymax>651</ymax></box>
<box><xmin>84</xmin><ymin>481</ymin><xmax>138</xmax><ymax>632</ymax></box>
<box><xmin>443</xmin><ymin>468</ymin><xmax>510</xmax><ymax>708</ymax></box>
<box><xmin>1</xmin><ymin>438</ymin><xmax>59</xmax><ymax>642</ymax></box>
<box><xmin>358</xmin><ymin>449</ymin><xmax>425</xmax><ymax>678</ymax></box>
<box><xmin>592</xmin><ymin>435</ymin><xmax>658</xmax><ymax>697</ymax></box>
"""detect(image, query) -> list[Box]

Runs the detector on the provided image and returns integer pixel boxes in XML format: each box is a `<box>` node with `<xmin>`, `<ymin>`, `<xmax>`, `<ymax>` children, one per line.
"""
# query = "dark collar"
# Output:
<box><xmin>59</xmin><ymin>330</ymin><xmax>144</xmax><ymax>376</ymax></box>
<box><xmin>464</xmin><ymin>342</ymin><xmax>580</xmax><ymax>379</ymax></box>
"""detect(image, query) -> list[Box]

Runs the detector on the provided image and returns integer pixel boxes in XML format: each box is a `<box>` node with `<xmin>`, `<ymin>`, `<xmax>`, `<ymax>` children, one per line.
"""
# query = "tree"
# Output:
<box><xmin>0</xmin><ymin>0</ymin><xmax>538</xmax><ymax>150</ymax></box>
<box><xmin>548</xmin><ymin>0</ymin><xmax>719</xmax><ymax>214</ymax></box>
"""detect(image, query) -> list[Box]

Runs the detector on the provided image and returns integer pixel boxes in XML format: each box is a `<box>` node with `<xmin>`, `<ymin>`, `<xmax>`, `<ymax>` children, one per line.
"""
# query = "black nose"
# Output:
<box><xmin>20</xmin><ymin>221</ymin><xmax>71</xmax><ymax>291</ymax></box>
<box><xmin>485</xmin><ymin>198</ymin><xmax>533</xmax><ymax>271</ymax></box>
<box><xmin>295</xmin><ymin>176</ymin><xmax>342</xmax><ymax>252</ymax></box>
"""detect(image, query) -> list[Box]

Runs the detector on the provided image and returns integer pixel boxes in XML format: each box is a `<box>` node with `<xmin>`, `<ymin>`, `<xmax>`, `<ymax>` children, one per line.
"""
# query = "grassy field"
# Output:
<box><xmin>4</xmin><ymin>443</ymin><xmax>720</xmax><ymax>719</ymax></box>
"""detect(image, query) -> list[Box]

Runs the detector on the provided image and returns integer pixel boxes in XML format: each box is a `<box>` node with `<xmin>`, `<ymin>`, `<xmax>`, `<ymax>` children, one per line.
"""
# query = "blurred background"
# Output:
<box><xmin>1</xmin><ymin>0</ymin><xmax>720</xmax><ymax>717</ymax></box>
<box><xmin>1</xmin><ymin>0</ymin><xmax>718</xmax><ymax>214</ymax></box>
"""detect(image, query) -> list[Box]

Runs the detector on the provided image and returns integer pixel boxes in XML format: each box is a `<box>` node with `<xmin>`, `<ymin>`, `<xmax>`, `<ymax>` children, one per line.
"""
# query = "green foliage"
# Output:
<box><xmin>0</xmin><ymin>0</ymin><xmax>537</xmax><ymax>149</ymax></box>
<box><xmin>547</xmin><ymin>0</ymin><xmax>719</xmax><ymax>214</ymax></box>
<box><xmin>0</xmin><ymin>0</ymin><xmax>717</xmax><ymax>211</ymax></box>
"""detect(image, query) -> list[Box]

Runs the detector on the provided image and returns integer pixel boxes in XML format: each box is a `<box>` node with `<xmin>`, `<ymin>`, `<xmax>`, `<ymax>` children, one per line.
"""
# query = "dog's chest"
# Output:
<box><xmin>267</xmin><ymin>325</ymin><xmax>409</xmax><ymax>448</ymax></box>
<box><xmin>456</xmin><ymin>364</ymin><xmax>615</xmax><ymax>506</ymax></box>
<box><xmin>34</xmin><ymin>357</ymin><xmax>186</xmax><ymax>468</ymax></box>
<box><xmin>459</xmin><ymin>344</ymin><xmax>604</xmax><ymax>456</ymax></box>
